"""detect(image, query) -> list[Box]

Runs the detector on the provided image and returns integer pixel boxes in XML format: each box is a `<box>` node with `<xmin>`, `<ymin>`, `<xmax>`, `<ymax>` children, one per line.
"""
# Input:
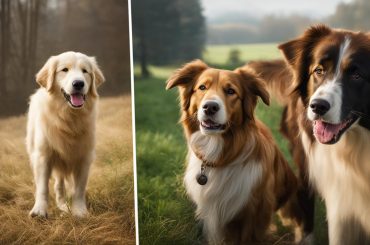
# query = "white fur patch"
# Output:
<box><xmin>198</xmin><ymin>95</ymin><xmax>227</xmax><ymax>135</ymax></box>
<box><xmin>190</xmin><ymin>131</ymin><xmax>224</xmax><ymax>163</ymax></box>
<box><xmin>302</xmin><ymin>126</ymin><xmax>370</xmax><ymax>243</ymax></box>
<box><xmin>185</xmin><ymin>132</ymin><xmax>262</xmax><ymax>243</ymax></box>
<box><xmin>307</xmin><ymin>81</ymin><xmax>342</xmax><ymax>123</ymax></box>
<box><xmin>308</xmin><ymin>37</ymin><xmax>351</xmax><ymax>124</ymax></box>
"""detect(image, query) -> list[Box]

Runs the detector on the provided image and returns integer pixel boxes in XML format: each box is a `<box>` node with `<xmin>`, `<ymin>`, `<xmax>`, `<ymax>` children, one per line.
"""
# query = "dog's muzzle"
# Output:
<box><xmin>61</xmin><ymin>88</ymin><xmax>86</xmax><ymax>108</ymax></box>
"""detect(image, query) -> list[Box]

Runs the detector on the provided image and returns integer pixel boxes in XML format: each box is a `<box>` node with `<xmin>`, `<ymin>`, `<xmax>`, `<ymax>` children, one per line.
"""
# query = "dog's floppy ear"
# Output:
<box><xmin>166</xmin><ymin>59</ymin><xmax>208</xmax><ymax>89</ymax></box>
<box><xmin>279</xmin><ymin>24</ymin><xmax>331</xmax><ymax>67</ymax></box>
<box><xmin>89</xmin><ymin>57</ymin><xmax>105</xmax><ymax>97</ymax></box>
<box><xmin>166</xmin><ymin>60</ymin><xmax>208</xmax><ymax>110</ymax></box>
<box><xmin>236</xmin><ymin>67</ymin><xmax>270</xmax><ymax>105</ymax></box>
<box><xmin>250</xmin><ymin>77</ymin><xmax>270</xmax><ymax>106</ymax></box>
<box><xmin>278</xmin><ymin>24</ymin><xmax>332</xmax><ymax>99</ymax></box>
<box><xmin>36</xmin><ymin>56</ymin><xmax>58</xmax><ymax>91</ymax></box>
<box><xmin>236</xmin><ymin>67</ymin><xmax>270</xmax><ymax>121</ymax></box>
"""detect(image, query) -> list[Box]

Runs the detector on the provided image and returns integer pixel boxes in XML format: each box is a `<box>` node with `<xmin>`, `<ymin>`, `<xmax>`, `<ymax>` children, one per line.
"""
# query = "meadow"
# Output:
<box><xmin>136</xmin><ymin>43</ymin><xmax>328</xmax><ymax>244</ymax></box>
<box><xmin>0</xmin><ymin>95</ymin><xmax>135</xmax><ymax>244</ymax></box>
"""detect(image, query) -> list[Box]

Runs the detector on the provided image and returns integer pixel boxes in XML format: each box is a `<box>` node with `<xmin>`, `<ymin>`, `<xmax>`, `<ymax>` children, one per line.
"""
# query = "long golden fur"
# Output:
<box><xmin>26</xmin><ymin>51</ymin><xmax>105</xmax><ymax>218</ymax></box>
<box><xmin>167</xmin><ymin>60</ymin><xmax>305</xmax><ymax>244</ymax></box>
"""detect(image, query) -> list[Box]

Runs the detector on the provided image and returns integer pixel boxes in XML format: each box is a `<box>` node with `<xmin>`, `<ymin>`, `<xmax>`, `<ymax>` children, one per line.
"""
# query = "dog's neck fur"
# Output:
<box><xmin>187</xmin><ymin>122</ymin><xmax>257</xmax><ymax>167</ymax></box>
<box><xmin>43</xmin><ymin>89</ymin><xmax>97</xmax><ymax>137</ymax></box>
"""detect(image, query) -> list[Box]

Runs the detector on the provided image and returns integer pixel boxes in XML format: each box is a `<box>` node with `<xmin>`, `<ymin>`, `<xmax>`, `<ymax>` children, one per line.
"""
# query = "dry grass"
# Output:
<box><xmin>0</xmin><ymin>95</ymin><xmax>135</xmax><ymax>244</ymax></box>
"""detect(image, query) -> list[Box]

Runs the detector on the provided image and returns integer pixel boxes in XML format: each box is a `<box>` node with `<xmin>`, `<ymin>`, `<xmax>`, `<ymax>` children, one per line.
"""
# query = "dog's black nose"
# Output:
<box><xmin>203</xmin><ymin>101</ymin><xmax>220</xmax><ymax>116</ymax></box>
<box><xmin>72</xmin><ymin>80</ymin><xmax>85</xmax><ymax>90</ymax></box>
<box><xmin>310</xmin><ymin>99</ymin><xmax>330</xmax><ymax>115</ymax></box>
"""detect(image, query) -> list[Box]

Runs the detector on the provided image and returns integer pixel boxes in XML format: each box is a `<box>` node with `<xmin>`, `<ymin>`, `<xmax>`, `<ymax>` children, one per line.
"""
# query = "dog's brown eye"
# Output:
<box><xmin>226</xmin><ymin>88</ymin><xmax>235</xmax><ymax>95</ymax></box>
<box><xmin>62</xmin><ymin>68</ymin><xmax>69</xmax><ymax>72</ymax></box>
<box><xmin>199</xmin><ymin>85</ymin><xmax>206</xmax><ymax>90</ymax></box>
<box><xmin>82</xmin><ymin>69</ymin><xmax>88</xmax><ymax>73</ymax></box>
<box><xmin>314</xmin><ymin>66</ymin><xmax>324</xmax><ymax>76</ymax></box>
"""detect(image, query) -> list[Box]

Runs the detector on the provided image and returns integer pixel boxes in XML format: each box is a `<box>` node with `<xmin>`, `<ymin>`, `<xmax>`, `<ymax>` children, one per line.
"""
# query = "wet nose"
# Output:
<box><xmin>310</xmin><ymin>99</ymin><xmax>330</xmax><ymax>116</ymax></box>
<box><xmin>72</xmin><ymin>80</ymin><xmax>85</xmax><ymax>90</ymax></box>
<box><xmin>203</xmin><ymin>101</ymin><xmax>220</xmax><ymax>116</ymax></box>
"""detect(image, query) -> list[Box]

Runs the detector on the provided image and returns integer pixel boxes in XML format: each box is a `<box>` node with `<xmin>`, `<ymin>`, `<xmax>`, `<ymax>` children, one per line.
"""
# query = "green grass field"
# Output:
<box><xmin>204</xmin><ymin>43</ymin><xmax>281</xmax><ymax>65</ymax></box>
<box><xmin>136</xmin><ymin>43</ymin><xmax>328</xmax><ymax>244</ymax></box>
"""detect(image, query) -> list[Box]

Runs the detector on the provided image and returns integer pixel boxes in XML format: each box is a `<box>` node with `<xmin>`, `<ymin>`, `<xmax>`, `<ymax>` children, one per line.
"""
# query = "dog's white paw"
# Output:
<box><xmin>57</xmin><ymin>203</ymin><xmax>70</xmax><ymax>213</ymax></box>
<box><xmin>29</xmin><ymin>203</ymin><xmax>48</xmax><ymax>218</ymax></box>
<box><xmin>72</xmin><ymin>203</ymin><xmax>89</xmax><ymax>218</ymax></box>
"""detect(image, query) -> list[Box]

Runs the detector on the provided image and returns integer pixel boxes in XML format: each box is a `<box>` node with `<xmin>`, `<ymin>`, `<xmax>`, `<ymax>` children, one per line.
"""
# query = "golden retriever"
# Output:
<box><xmin>26</xmin><ymin>51</ymin><xmax>104</xmax><ymax>218</ymax></box>
<box><xmin>166</xmin><ymin>60</ymin><xmax>306</xmax><ymax>244</ymax></box>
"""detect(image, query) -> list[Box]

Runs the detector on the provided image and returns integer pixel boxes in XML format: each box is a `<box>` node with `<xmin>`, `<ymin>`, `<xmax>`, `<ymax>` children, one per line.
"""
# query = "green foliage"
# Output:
<box><xmin>132</xmin><ymin>0</ymin><xmax>205</xmax><ymax>68</ymax></box>
<box><xmin>328</xmin><ymin>0</ymin><xmax>370</xmax><ymax>30</ymax></box>
<box><xmin>204</xmin><ymin>43</ymin><xmax>281</xmax><ymax>67</ymax></box>
<box><xmin>207</xmin><ymin>1</ymin><xmax>370</xmax><ymax>45</ymax></box>
<box><xmin>136</xmin><ymin>77</ymin><xmax>202</xmax><ymax>244</ymax></box>
<box><xmin>227</xmin><ymin>48</ymin><xmax>242</xmax><ymax>67</ymax></box>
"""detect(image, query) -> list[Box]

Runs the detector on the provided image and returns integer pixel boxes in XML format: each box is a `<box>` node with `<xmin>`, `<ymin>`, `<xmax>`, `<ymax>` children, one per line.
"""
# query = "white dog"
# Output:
<box><xmin>26</xmin><ymin>51</ymin><xmax>104</xmax><ymax>218</ymax></box>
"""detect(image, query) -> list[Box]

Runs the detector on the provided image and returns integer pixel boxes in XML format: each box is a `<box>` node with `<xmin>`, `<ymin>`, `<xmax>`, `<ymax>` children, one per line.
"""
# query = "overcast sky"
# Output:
<box><xmin>201</xmin><ymin>0</ymin><xmax>353</xmax><ymax>21</ymax></box>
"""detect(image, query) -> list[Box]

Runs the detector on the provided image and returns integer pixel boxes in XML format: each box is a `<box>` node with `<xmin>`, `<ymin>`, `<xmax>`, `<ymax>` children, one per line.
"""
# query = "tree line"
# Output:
<box><xmin>132</xmin><ymin>0</ymin><xmax>205</xmax><ymax>77</ymax></box>
<box><xmin>208</xmin><ymin>0</ymin><xmax>370</xmax><ymax>45</ymax></box>
<box><xmin>0</xmin><ymin>0</ymin><xmax>130</xmax><ymax>116</ymax></box>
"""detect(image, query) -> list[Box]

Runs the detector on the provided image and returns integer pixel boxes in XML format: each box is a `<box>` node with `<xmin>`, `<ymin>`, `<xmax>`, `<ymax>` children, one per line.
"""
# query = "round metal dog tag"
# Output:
<box><xmin>196</xmin><ymin>173</ymin><xmax>208</xmax><ymax>185</ymax></box>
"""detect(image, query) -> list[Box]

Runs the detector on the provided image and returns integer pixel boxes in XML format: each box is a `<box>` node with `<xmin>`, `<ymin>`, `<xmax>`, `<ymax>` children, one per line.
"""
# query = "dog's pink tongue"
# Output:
<box><xmin>70</xmin><ymin>94</ymin><xmax>84</xmax><ymax>107</ymax></box>
<box><xmin>313</xmin><ymin>120</ymin><xmax>341</xmax><ymax>144</ymax></box>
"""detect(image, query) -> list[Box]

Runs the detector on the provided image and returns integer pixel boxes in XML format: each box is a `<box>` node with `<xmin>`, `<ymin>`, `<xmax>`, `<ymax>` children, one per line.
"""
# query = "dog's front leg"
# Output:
<box><xmin>71</xmin><ymin>160</ymin><xmax>92</xmax><ymax>218</ymax></box>
<box><xmin>29</xmin><ymin>151</ymin><xmax>51</xmax><ymax>218</ymax></box>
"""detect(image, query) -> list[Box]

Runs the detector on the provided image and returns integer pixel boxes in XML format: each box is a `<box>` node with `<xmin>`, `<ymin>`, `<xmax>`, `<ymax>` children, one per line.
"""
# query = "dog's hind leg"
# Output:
<box><xmin>29</xmin><ymin>151</ymin><xmax>52</xmax><ymax>218</ymax></box>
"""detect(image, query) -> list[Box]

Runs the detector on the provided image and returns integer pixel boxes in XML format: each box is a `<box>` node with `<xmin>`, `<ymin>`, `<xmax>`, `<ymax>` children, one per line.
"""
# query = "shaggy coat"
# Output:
<box><xmin>167</xmin><ymin>60</ymin><xmax>305</xmax><ymax>244</ymax></box>
<box><xmin>27</xmin><ymin>51</ymin><xmax>104</xmax><ymax>218</ymax></box>
<box><xmin>246</xmin><ymin>25</ymin><xmax>370</xmax><ymax>244</ymax></box>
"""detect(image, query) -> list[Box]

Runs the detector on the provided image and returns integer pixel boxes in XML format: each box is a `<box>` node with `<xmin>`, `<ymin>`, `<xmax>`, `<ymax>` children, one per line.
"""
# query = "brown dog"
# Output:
<box><xmin>246</xmin><ymin>25</ymin><xmax>370</xmax><ymax>244</ymax></box>
<box><xmin>167</xmin><ymin>60</ymin><xmax>305</xmax><ymax>244</ymax></box>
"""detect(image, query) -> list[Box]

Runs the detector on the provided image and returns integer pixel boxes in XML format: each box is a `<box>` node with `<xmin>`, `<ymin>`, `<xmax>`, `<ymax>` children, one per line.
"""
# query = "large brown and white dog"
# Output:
<box><xmin>166</xmin><ymin>60</ymin><xmax>306</xmax><ymax>244</ymax></box>
<box><xmin>27</xmin><ymin>51</ymin><xmax>104</xmax><ymax>218</ymax></box>
<box><xmin>247</xmin><ymin>25</ymin><xmax>370</xmax><ymax>244</ymax></box>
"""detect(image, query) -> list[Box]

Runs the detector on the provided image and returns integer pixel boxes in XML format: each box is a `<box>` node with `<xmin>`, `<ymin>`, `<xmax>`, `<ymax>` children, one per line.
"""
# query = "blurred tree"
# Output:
<box><xmin>132</xmin><ymin>0</ymin><xmax>205</xmax><ymax>77</ymax></box>
<box><xmin>328</xmin><ymin>0</ymin><xmax>370</xmax><ymax>31</ymax></box>
<box><xmin>0</xmin><ymin>0</ymin><xmax>42</xmax><ymax>95</ymax></box>
<box><xmin>174</xmin><ymin>0</ymin><xmax>205</xmax><ymax>62</ymax></box>
<box><xmin>259</xmin><ymin>15</ymin><xmax>313</xmax><ymax>43</ymax></box>
<box><xmin>227</xmin><ymin>48</ymin><xmax>242</xmax><ymax>67</ymax></box>
<box><xmin>0</xmin><ymin>0</ymin><xmax>10</xmax><ymax>95</ymax></box>
<box><xmin>0</xmin><ymin>0</ymin><xmax>130</xmax><ymax>116</ymax></box>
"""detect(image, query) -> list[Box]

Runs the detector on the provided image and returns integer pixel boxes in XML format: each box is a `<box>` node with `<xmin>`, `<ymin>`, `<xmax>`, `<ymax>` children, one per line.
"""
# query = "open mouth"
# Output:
<box><xmin>61</xmin><ymin>89</ymin><xmax>86</xmax><ymax>108</ymax></box>
<box><xmin>200</xmin><ymin>119</ymin><xmax>226</xmax><ymax>131</ymax></box>
<box><xmin>313</xmin><ymin>114</ymin><xmax>358</xmax><ymax>144</ymax></box>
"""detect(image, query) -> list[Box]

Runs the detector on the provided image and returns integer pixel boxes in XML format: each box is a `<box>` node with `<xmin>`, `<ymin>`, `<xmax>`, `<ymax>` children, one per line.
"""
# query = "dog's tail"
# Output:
<box><xmin>241</xmin><ymin>59</ymin><xmax>294</xmax><ymax>106</ymax></box>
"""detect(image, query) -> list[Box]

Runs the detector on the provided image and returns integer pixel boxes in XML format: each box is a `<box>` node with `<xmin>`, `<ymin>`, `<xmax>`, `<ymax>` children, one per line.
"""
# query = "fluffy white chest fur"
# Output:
<box><xmin>302</xmin><ymin>125</ymin><xmax>370</xmax><ymax>243</ymax></box>
<box><xmin>184</xmin><ymin>132</ymin><xmax>263</xmax><ymax>242</ymax></box>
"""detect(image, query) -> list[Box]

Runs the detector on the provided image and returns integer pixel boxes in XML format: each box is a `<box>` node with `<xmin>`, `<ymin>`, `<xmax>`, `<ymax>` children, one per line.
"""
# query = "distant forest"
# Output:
<box><xmin>132</xmin><ymin>0</ymin><xmax>205</xmax><ymax>76</ymax></box>
<box><xmin>207</xmin><ymin>0</ymin><xmax>370</xmax><ymax>44</ymax></box>
<box><xmin>0</xmin><ymin>0</ymin><xmax>130</xmax><ymax>116</ymax></box>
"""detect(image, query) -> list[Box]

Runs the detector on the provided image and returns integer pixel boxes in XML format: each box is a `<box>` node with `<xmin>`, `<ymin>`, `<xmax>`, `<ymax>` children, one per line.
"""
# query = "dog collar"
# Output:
<box><xmin>196</xmin><ymin>161</ymin><xmax>216</xmax><ymax>186</ymax></box>
<box><xmin>193</xmin><ymin>151</ymin><xmax>217</xmax><ymax>185</ymax></box>
<box><xmin>196</xmin><ymin>163</ymin><xmax>208</xmax><ymax>185</ymax></box>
